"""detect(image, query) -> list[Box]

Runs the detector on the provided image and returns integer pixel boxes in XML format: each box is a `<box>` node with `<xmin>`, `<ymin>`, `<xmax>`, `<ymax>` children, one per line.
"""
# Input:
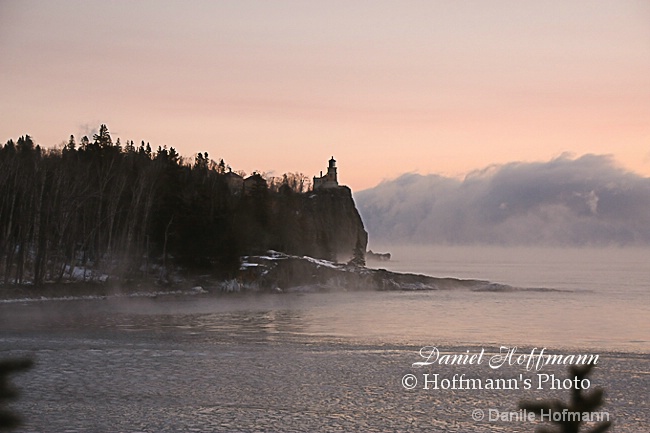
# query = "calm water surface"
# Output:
<box><xmin>1</xmin><ymin>246</ymin><xmax>648</xmax><ymax>432</ymax></box>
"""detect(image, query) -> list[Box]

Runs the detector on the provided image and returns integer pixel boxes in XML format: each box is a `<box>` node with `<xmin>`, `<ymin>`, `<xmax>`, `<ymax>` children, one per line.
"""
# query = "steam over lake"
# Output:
<box><xmin>2</xmin><ymin>246</ymin><xmax>648</xmax><ymax>432</ymax></box>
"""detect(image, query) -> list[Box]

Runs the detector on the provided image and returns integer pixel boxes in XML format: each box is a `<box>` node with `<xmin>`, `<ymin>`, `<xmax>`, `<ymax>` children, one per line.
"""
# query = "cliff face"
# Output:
<box><xmin>269</xmin><ymin>186</ymin><xmax>368</xmax><ymax>262</ymax></box>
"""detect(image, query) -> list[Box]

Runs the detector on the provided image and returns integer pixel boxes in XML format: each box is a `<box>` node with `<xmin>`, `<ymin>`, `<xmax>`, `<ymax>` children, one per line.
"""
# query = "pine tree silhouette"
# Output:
<box><xmin>520</xmin><ymin>363</ymin><xmax>611</xmax><ymax>433</ymax></box>
<box><xmin>0</xmin><ymin>358</ymin><xmax>32</xmax><ymax>431</ymax></box>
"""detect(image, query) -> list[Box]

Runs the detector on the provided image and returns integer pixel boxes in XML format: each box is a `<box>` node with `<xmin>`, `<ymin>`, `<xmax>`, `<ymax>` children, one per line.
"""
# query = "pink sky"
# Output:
<box><xmin>1</xmin><ymin>0</ymin><xmax>649</xmax><ymax>190</ymax></box>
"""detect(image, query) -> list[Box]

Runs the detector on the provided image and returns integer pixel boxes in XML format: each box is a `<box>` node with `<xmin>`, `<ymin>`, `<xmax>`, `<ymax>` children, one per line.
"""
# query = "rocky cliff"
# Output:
<box><xmin>234</xmin><ymin>251</ymin><xmax>519</xmax><ymax>293</ymax></box>
<box><xmin>268</xmin><ymin>186</ymin><xmax>368</xmax><ymax>262</ymax></box>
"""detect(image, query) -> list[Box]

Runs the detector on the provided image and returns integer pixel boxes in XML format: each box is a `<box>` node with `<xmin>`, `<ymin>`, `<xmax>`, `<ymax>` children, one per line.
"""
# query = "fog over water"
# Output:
<box><xmin>356</xmin><ymin>154</ymin><xmax>650</xmax><ymax>245</ymax></box>
<box><xmin>365</xmin><ymin>244</ymin><xmax>650</xmax><ymax>293</ymax></box>
<box><xmin>3</xmin><ymin>246</ymin><xmax>648</xmax><ymax>431</ymax></box>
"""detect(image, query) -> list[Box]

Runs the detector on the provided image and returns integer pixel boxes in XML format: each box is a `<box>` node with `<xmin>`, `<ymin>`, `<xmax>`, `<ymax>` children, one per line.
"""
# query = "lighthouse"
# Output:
<box><xmin>312</xmin><ymin>156</ymin><xmax>339</xmax><ymax>189</ymax></box>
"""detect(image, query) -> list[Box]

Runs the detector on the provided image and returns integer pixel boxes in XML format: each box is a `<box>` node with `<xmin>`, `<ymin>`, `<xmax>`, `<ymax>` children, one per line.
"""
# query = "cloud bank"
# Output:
<box><xmin>355</xmin><ymin>154</ymin><xmax>650</xmax><ymax>246</ymax></box>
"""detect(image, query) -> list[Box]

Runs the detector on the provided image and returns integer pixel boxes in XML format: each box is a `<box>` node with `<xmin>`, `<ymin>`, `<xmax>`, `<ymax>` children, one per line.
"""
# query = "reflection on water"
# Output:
<box><xmin>2</xmin><ymin>246</ymin><xmax>649</xmax><ymax>432</ymax></box>
<box><xmin>1</xmin><ymin>286</ymin><xmax>648</xmax><ymax>352</ymax></box>
<box><xmin>1</xmin><ymin>291</ymin><xmax>649</xmax><ymax>432</ymax></box>
<box><xmin>1</xmin><ymin>293</ymin><xmax>648</xmax><ymax>433</ymax></box>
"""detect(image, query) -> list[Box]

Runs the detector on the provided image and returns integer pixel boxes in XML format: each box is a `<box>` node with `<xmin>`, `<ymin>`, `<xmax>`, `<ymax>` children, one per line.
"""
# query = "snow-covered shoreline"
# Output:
<box><xmin>0</xmin><ymin>250</ymin><xmax>558</xmax><ymax>303</ymax></box>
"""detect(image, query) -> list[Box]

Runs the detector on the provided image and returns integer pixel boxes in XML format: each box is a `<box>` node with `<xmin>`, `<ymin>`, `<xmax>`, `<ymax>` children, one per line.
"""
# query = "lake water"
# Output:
<box><xmin>1</xmin><ymin>246</ymin><xmax>648</xmax><ymax>432</ymax></box>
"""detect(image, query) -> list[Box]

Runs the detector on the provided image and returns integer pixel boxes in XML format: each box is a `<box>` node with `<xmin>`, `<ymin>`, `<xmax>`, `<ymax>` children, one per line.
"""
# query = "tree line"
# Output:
<box><xmin>0</xmin><ymin>125</ymin><xmax>313</xmax><ymax>286</ymax></box>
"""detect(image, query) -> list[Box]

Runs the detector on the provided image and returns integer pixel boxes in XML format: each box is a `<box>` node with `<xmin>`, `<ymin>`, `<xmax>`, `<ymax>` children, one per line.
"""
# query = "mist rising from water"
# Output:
<box><xmin>356</xmin><ymin>154</ymin><xmax>650</xmax><ymax>246</ymax></box>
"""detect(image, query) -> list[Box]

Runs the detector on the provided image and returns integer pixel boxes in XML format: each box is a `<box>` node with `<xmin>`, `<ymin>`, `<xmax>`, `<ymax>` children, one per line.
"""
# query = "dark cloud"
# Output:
<box><xmin>355</xmin><ymin>154</ymin><xmax>650</xmax><ymax>245</ymax></box>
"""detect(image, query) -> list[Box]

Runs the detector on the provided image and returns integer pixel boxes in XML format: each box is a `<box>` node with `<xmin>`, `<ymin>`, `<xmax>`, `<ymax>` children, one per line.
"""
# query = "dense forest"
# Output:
<box><xmin>0</xmin><ymin>125</ymin><xmax>362</xmax><ymax>286</ymax></box>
